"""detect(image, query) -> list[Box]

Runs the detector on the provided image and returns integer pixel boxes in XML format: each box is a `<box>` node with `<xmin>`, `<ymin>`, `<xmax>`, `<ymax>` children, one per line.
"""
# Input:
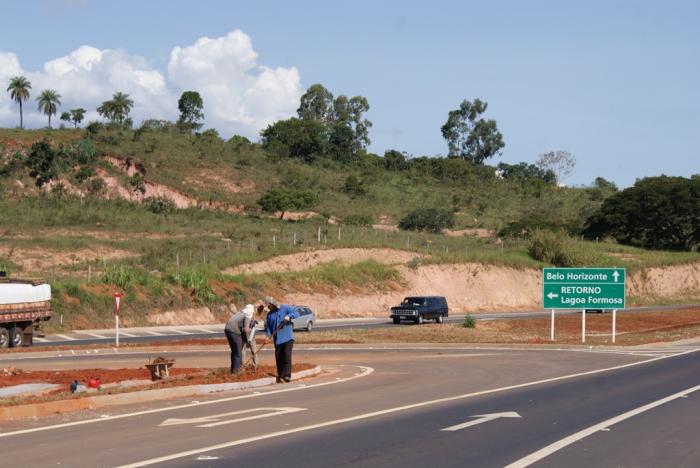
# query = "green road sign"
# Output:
<box><xmin>542</xmin><ymin>268</ymin><xmax>626</xmax><ymax>309</ymax></box>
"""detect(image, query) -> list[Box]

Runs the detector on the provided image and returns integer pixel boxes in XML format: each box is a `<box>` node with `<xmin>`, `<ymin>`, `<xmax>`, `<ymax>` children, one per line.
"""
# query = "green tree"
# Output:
<box><xmin>36</xmin><ymin>89</ymin><xmax>62</xmax><ymax>128</ymax></box>
<box><xmin>98</xmin><ymin>92</ymin><xmax>133</xmax><ymax>126</ymax></box>
<box><xmin>497</xmin><ymin>162</ymin><xmax>555</xmax><ymax>184</ymax></box>
<box><xmin>257</xmin><ymin>188</ymin><xmax>319</xmax><ymax>219</ymax></box>
<box><xmin>332</xmin><ymin>95</ymin><xmax>372</xmax><ymax>156</ymax></box>
<box><xmin>592</xmin><ymin>177</ymin><xmax>618</xmax><ymax>192</ymax></box>
<box><xmin>398</xmin><ymin>208</ymin><xmax>455</xmax><ymax>233</ymax></box>
<box><xmin>177</xmin><ymin>91</ymin><xmax>204</xmax><ymax>133</ymax></box>
<box><xmin>69</xmin><ymin>108</ymin><xmax>86</xmax><ymax>128</ymax></box>
<box><xmin>584</xmin><ymin>176</ymin><xmax>700</xmax><ymax>251</ymax></box>
<box><xmin>441</xmin><ymin>98</ymin><xmax>504</xmax><ymax>164</ymax></box>
<box><xmin>60</xmin><ymin>112</ymin><xmax>71</xmax><ymax>126</ymax></box>
<box><xmin>297</xmin><ymin>84</ymin><xmax>334</xmax><ymax>123</ymax></box>
<box><xmin>384</xmin><ymin>149</ymin><xmax>408</xmax><ymax>171</ymax></box>
<box><xmin>7</xmin><ymin>76</ymin><xmax>32</xmax><ymax>129</ymax></box>
<box><xmin>25</xmin><ymin>140</ymin><xmax>57</xmax><ymax>187</ymax></box>
<box><xmin>260</xmin><ymin>118</ymin><xmax>327</xmax><ymax>162</ymax></box>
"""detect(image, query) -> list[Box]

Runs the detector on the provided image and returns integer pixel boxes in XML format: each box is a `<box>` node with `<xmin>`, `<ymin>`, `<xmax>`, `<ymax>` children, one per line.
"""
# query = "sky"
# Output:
<box><xmin>0</xmin><ymin>0</ymin><xmax>698</xmax><ymax>187</ymax></box>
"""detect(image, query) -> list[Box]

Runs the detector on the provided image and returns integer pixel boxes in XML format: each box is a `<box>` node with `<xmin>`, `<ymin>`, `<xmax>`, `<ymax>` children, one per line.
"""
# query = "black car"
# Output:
<box><xmin>390</xmin><ymin>296</ymin><xmax>449</xmax><ymax>324</ymax></box>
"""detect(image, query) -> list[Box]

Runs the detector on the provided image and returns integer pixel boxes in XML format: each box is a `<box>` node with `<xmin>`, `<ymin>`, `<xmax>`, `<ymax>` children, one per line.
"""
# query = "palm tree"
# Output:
<box><xmin>111</xmin><ymin>92</ymin><xmax>134</xmax><ymax>125</ymax></box>
<box><xmin>7</xmin><ymin>76</ymin><xmax>32</xmax><ymax>129</ymax></box>
<box><xmin>36</xmin><ymin>89</ymin><xmax>62</xmax><ymax>128</ymax></box>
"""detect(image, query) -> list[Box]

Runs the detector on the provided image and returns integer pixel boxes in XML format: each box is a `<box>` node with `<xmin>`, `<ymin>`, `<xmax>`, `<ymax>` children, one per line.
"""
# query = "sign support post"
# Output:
<box><xmin>581</xmin><ymin>309</ymin><xmax>586</xmax><ymax>343</ymax></box>
<box><xmin>550</xmin><ymin>310</ymin><xmax>555</xmax><ymax>341</ymax></box>
<box><xmin>612</xmin><ymin>309</ymin><xmax>617</xmax><ymax>343</ymax></box>
<box><xmin>113</xmin><ymin>293</ymin><xmax>123</xmax><ymax>347</ymax></box>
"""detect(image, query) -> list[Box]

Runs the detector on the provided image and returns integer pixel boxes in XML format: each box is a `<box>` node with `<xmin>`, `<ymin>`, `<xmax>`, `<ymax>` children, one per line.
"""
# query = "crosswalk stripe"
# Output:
<box><xmin>54</xmin><ymin>334</ymin><xmax>76</xmax><ymax>341</ymax></box>
<box><xmin>78</xmin><ymin>332</ymin><xmax>108</xmax><ymax>339</ymax></box>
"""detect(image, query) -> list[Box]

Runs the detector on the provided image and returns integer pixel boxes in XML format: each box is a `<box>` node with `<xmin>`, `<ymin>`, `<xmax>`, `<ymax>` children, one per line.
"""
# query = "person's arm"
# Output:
<box><xmin>282</xmin><ymin>305</ymin><xmax>300</xmax><ymax>323</ymax></box>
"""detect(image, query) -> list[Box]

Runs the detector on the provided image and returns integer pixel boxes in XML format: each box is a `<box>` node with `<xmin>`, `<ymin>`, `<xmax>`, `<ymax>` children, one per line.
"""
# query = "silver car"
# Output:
<box><xmin>292</xmin><ymin>306</ymin><xmax>315</xmax><ymax>331</ymax></box>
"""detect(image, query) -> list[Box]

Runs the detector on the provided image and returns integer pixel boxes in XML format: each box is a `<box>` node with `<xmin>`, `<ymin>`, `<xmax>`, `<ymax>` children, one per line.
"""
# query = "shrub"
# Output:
<box><xmin>129</xmin><ymin>173</ymin><xmax>146</xmax><ymax>194</ymax></box>
<box><xmin>169</xmin><ymin>269</ymin><xmax>216</xmax><ymax>303</ymax></box>
<box><xmin>25</xmin><ymin>140</ymin><xmax>57</xmax><ymax>187</ymax></box>
<box><xmin>463</xmin><ymin>314</ymin><xmax>476</xmax><ymax>328</ymax></box>
<box><xmin>398</xmin><ymin>208</ymin><xmax>455</xmax><ymax>233</ymax></box>
<box><xmin>257</xmin><ymin>189</ymin><xmax>318</xmax><ymax>218</ymax></box>
<box><xmin>102</xmin><ymin>265</ymin><xmax>141</xmax><ymax>289</ymax></box>
<box><xmin>342</xmin><ymin>175</ymin><xmax>367</xmax><ymax>197</ymax></box>
<box><xmin>526</xmin><ymin>229</ymin><xmax>602</xmax><ymax>267</ymax></box>
<box><xmin>147</xmin><ymin>196</ymin><xmax>175</xmax><ymax>214</ymax></box>
<box><xmin>342</xmin><ymin>214</ymin><xmax>374</xmax><ymax>226</ymax></box>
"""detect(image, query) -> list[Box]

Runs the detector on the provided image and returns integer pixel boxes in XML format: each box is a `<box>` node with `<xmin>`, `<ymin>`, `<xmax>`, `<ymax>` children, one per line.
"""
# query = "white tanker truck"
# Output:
<box><xmin>0</xmin><ymin>273</ymin><xmax>52</xmax><ymax>348</ymax></box>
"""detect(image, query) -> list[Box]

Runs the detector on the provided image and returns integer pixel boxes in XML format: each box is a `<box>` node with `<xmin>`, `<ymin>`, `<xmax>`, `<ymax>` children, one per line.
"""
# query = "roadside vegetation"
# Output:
<box><xmin>2</xmin><ymin>79</ymin><xmax>699</xmax><ymax>331</ymax></box>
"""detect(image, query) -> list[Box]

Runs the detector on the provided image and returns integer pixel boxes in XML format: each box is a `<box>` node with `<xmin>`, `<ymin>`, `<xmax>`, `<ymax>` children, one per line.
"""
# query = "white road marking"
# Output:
<box><xmin>159</xmin><ymin>407</ymin><xmax>305</xmax><ymax>427</ymax></box>
<box><xmin>505</xmin><ymin>383</ymin><xmax>700</xmax><ymax>467</ymax></box>
<box><xmin>441</xmin><ymin>412</ymin><xmax>521</xmax><ymax>431</ymax></box>
<box><xmin>195</xmin><ymin>328</ymin><xmax>216</xmax><ymax>334</ymax></box>
<box><xmin>145</xmin><ymin>331</ymin><xmax>163</xmax><ymax>336</ymax></box>
<box><xmin>119</xmin><ymin>332</ymin><xmax>136</xmax><ymax>337</ymax></box>
<box><xmin>54</xmin><ymin>334</ymin><xmax>76</xmax><ymax>341</ymax></box>
<box><xmin>117</xmin><ymin>349</ymin><xmax>700</xmax><ymax>467</ymax></box>
<box><xmin>169</xmin><ymin>330</ymin><xmax>191</xmax><ymax>335</ymax></box>
<box><xmin>0</xmin><ymin>366</ymin><xmax>373</xmax><ymax>438</ymax></box>
<box><xmin>33</xmin><ymin>337</ymin><xmax>47</xmax><ymax>342</ymax></box>
<box><xmin>78</xmin><ymin>332</ymin><xmax>108</xmax><ymax>339</ymax></box>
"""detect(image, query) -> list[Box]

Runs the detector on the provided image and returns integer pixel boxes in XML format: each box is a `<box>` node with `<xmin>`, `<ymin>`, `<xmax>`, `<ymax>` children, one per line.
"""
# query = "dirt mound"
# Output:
<box><xmin>224</xmin><ymin>248</ymin><xmax>422</xmax><ymax>276</ymax></box>
<box><xmin>286</xmin><ymin>263</ymin><xmax>541</xmax><ymax>317</ymax></box>
<box><xmin>628</xmin><ymin>264</ymin><xmax>700</xmax><ymax>298</ymax></box>
<box><xmin>444</xmin><ymin>228</ymin><xmax>495</xmax><ymax>238</ymax></box>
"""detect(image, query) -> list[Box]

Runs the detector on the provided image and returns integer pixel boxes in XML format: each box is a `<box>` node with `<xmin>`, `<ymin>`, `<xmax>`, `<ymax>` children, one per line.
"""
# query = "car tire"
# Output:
<box><xmin>416</xmin><ymin>315</ymin><xmax>424</xmax><ymax>325</ymax></box>
<box><xmin>0</xmin><ymin>327</ymin><xmax>9</xmax><ymax>349</ymax></box>
<box><xmin>306</xmin><ymin>321</ymin><xmax>313</xmax><ymax>332</ymax></box>
<box><xmin>9</xmin><ymin>326</ymin><xmax>23</xmax><ymax>348</ymax></box>
<box><xmin>436</xmin><ymin>315</ymin><xmax>444</xmax><ymax>324</ymax></box>
<box><xmin>392</xmin><ymin>317</ymin><xmax>400</xmax><ymax>324</ymax></box>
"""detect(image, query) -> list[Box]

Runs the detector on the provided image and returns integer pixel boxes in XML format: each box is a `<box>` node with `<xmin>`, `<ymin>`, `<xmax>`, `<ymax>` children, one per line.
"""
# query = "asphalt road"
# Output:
<box><xmin>33</xmin><ymin>303</ymin><xmax>700</xmax><ymax>347</ymax></box>
<box><xmin>2</xmin><ymin>344</ymin><xmax>699</xmax><ymax>467</ymax></box>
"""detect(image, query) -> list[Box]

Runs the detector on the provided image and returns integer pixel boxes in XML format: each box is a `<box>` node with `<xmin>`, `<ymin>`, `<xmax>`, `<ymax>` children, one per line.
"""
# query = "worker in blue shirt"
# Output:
<box><xmin>264</xmin><ymin>296</ymin><xmax>300</xmax><ymax>383</ymax></box>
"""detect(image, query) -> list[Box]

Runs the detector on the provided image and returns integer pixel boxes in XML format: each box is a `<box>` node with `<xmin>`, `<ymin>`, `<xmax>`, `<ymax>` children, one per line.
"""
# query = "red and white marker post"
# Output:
<box><xmin>113</xmin><ymin>293</ymin><xmax>124</xmax><ymax>347</ymax></box>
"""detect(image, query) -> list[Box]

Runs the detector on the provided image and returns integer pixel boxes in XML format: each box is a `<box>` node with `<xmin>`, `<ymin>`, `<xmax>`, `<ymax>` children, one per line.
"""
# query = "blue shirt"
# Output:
<box><xmin>265</xmin><ymin>304</ymin><xmax>300</xmax><ymax>345</ymax></box>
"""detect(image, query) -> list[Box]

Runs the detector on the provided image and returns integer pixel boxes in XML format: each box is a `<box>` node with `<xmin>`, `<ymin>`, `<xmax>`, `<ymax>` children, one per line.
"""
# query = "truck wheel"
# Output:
<box><xmin>9</xmin><ymin>326</ymin><xmax>23</xmax><ymax>348</ymax></box>
<box><xmin>0</xmin><ymin>328</ymin><xmax>9</xmax><ymax>349</ymax></box>
<box><xmin>436</xmin><ymin>315</ymin><xmax>444</xmax><ymax>324</ymax></box>
<box><xmin>392</xmin><ymin>317</ymin><xmax>400</xmax><ymax>324</ymax></box>
<box><xmin>416</xmin><ymin>315</ymin><xmax>424</xmax><ymax>325</ymax></box>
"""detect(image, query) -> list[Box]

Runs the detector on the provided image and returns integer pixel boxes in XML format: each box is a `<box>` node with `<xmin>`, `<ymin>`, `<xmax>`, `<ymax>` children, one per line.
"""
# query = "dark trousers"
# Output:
<box><xmin>225</xmin><ymin>329</ymin><xmax>243</xmax><ymax>374</ymax></box>
<box><xmin>274</xmin><ymin>339</ymin><xmax>294</xmax><ymax>379</ymax></box>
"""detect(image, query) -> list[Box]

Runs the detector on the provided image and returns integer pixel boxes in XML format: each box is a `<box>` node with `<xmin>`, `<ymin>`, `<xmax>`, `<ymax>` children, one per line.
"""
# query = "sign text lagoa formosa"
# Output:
<box><xmin>542</xmin><ymin>268</ymin><xmax>625</xmax><ymax>309</ymax></box>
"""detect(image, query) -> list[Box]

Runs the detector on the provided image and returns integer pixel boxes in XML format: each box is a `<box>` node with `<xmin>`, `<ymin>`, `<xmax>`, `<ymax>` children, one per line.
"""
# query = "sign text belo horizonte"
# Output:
<box><xmin>542</xmin><ymin>268</ymin><xmax>626</xmax><ymax>309</ymax></box>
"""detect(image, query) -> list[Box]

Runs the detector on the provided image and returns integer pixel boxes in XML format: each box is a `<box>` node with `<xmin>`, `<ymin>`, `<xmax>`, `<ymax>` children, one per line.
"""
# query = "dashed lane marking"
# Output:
<box><xmin>54</xmin><ymin>334</ymin><xmax>76</xmax><ymax>341</ymax></box>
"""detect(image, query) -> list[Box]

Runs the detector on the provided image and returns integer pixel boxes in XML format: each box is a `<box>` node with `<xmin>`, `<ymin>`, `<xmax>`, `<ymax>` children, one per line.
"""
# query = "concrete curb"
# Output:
<box><xmin>0</xmin><ymin>366</ymin><xmax>322</xmax><ymax>422</ymax></box>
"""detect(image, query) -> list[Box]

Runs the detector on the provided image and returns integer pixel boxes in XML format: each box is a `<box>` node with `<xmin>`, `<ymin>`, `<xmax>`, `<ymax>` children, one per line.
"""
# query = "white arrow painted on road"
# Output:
<box><xmin>612</xmin><ymin>271</ymin><xmax>620</xmax><ymax>282</ymax></box>
<box><xmin>441</xmin><ymin>412</ymin><xmax>521</xmax><ymax>431</ymax></box>
<box><xmin>547</xmin><ymin>292</ymin><xmax>559</xmax><ymax>299</ymax></box>
<box><xmin>159</xmin><ymin>407</ymin><xmax>306</xmax><ymax>428</ymax></box>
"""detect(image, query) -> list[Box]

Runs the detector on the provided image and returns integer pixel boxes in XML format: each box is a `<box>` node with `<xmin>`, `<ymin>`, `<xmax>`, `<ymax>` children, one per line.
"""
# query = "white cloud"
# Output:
<box><xmin>0</xmin><ymin>30</ymin><xmax>302</xmax><ymax>137</ymax></box>
<box><xmin>168</xmin><ymin>30</ymin><xmax>301</xmax><ymax>137</ymax></box>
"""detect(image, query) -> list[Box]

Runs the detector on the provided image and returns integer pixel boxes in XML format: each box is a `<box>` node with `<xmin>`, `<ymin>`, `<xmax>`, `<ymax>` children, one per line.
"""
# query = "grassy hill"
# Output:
<box><xmin>1</xmin><ymin>127</ymin><xmax>698</xmax><ymax>331</ymax></box>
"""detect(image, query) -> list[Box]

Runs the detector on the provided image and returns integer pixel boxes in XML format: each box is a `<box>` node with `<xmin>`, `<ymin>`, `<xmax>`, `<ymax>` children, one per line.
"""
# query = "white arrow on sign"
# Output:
<box><xmin>547</xmin><ymin>292</ymin><xmax>559</xmax><ymax>299</ymax></box>
<box><xmin>612</xmin><ymin>271</ymin><xmax>620</xmax><ymax>283</ymax></box>
<box><xmin>159</xmin><ymin>407</ymin><xmax>305</xmax><ymax>428</ymax></box>
<box><xmin>441</xmin><ymin>412</ymin><xmax>521</xmax><ymax>431</ymax></box>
